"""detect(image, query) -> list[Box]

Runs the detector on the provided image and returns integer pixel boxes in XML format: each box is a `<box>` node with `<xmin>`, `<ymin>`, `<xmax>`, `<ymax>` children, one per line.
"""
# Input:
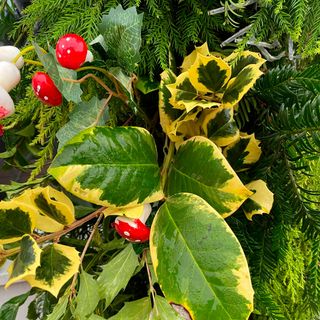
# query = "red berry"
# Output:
<box><xmin>32</xmin><ymin>72</ymin><xmax>62</xmax><ymax>106</ymax></box>
<box><xmin>56</xmin><ymin>33</ymin><xmax>88</xmax><ymax>70</ymax></box>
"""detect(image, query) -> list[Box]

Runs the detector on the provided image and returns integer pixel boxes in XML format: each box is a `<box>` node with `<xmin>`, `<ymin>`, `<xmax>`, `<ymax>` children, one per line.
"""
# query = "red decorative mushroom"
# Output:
<box><xmin>113</xmin><ymin>204</ymin><xmax>152</xmax><ymax>243</ymax></box>
<box><xmin>56</xmin><ymin>33</ymin><xmax>91</xmax><ymax>70</ymax></box>
<box><xmin>31</xmin><ymin>72</ymin><xmax>62</xmax><ymax>106</ymax></box>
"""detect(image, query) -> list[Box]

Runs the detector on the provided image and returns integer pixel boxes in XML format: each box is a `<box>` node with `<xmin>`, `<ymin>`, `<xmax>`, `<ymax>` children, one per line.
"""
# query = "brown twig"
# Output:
<box><xmin>69</xmin><ymin>212</ymin><xmax>104</xmax><ymax>297</ymax></box>
<box><xmin>2</xmin><ymin>207</ymin><xmax>106</xmax><ymax>260</ymax></box>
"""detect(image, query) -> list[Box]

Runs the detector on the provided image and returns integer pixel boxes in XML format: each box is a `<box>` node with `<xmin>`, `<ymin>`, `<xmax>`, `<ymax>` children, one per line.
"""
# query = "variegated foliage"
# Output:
<box><xmin>0</xmin><ymin>187</ymin><xmax>80</xmax><ymax>297</ymax></box>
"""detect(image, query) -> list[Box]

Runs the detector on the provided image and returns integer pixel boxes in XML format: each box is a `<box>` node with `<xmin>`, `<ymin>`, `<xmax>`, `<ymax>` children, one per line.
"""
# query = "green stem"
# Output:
<box><xmin>24</xmin><ymin>59</ymin><xmax>43</xmax><ymax>67</ymax></box>
<box><xmin>12</xmin><ymin>45</ymin><xmax>47</xmax><ymax>64</ymax></box>
<box><xmin>161</xmin><ymin>139</ymin><xmax>175</xmax><ymax>190</ymax></box>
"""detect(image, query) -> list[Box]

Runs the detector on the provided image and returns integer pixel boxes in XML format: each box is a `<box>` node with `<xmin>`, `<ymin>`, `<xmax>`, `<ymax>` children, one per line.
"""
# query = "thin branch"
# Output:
<box><xmin>69</xmin><ymin>213</ymin><xmax>104</xmax><ymax>297</ymax></box>
<box><xmin>208</xmin><ymin>0</ymin><xmax>257</xmax><ymax>15</ymax></box>
<box><xmin>220</xmin><ymin>24</ymin><xmax>252</xmax><ymax>47</ymax></box>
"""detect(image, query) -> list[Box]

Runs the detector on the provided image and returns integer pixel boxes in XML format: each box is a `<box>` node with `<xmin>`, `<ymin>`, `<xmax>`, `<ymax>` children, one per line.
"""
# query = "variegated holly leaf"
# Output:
<box><xmin>242</xmin><ymin>180</ymin><xmax>274</xmax><ymax>220</ymax></box>
<box><xmin>223</xmin><ymin>133</ymin><xmax>262</xmax><ymax>172</ymax></box>
<box><xmin>159</xmin><ymin>70</ymin><xmax>183</xmax><ymax>142</ymax></box>
<box><xmin>189</xmin><ymin>54</ymin><xmax>231</xmax><ymax>93</ymax></box>
<box><xmin>181</xmin><ymin>42</ymin><xmax>210</xmax><ymax>72</ymax></box>
<box><xmin>150</xmin><ymin>193</ymin><xmax>254</xmax><ymax>320</ymax></box>
<box><xmin>0</xmin><ymin>200</ymin><xmax>37</xmax><ymax>244</ymax></box>
<box><xmin>224</xmin><ymin>51</ymin><xmax>265</xmax><ymax>78</ymax></box>
<box><xmin>5</xmin><ymin>235</ymin><xmax>41</xmax><ymax>288</ymax></box>
<box><xmin>24</xmin><ymin>244</ymin><xmax>80</xmax><ymax>297</ymax></box>
<box><xmin>221</xmin><ymin>64</ymin><xmax>263</xmax><ymax>108</ymax></box>
<box><xmin>167</xmin><ymin>72</ymin><xmax>219</xmax><ymax>113</ymax></box>
<box><xmin>167</xmin><ymin>136</ymin><xmax>252</xmax><ymax>217</ymax></box>
<box><xmin>49</xmin><ymin>126</ymin><xmax>163</xmax><ymax>208</ymax></box>
<box><xmin>15</xmin><ymin>186</ymin><xmax>75</xmax><ymax>233</ymax></box>
<box><xmin>201</xmin><ymin>106</ymin><xmax>239</xmax><ymax>147</ymax></box>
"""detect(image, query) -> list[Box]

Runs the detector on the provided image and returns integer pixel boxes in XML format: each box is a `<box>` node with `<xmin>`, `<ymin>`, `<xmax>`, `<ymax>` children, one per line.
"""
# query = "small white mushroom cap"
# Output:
<box><xmin>0</xmin><ymin>86</ymin><xmax>15</xmax><ymax>118</ymax></box>
<box><xmin>0</xmin><ymin>62</ymin><xmax>21</xmax><ymax>92</ymax></box>
<box><xmin>0</xmin><ymin>46</ymin><xmax>24</xmax><ymax>69</ymax></box>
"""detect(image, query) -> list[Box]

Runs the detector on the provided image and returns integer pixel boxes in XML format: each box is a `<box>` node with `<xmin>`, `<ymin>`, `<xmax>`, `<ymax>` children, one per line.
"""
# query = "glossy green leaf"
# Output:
<box><xmin>0</xmin><ymin>146</ymin><xmax>17</xmax><ymax>159</ymax></box>
<box><xmin>222</xmin><ymin>65</ymin><xmax>263</xmax><ymax>108</ymax></box>
<box><xmin>189</xmin><ymin>54</ymin><xmax>231</xmax><ymax>93</ymax></box>
<box><xmin>0</xmin><ymin>291</ymin><xmax>30</xmax><ymax>320</ymax></box>
<box><xmin>97</xmin><ymin>245</ymin><xmax>139</xmax><ymax>308</ymax></box>
<box><xmin>49</xmin><ymin>126</ymin><xmax>163</xmax><ymax>208</ymax></box>
<box><xmin>223</xmin><ymin>133</ymin><xmax>262</xmax><ymax>172</ymax></box>
<box><xmin>24</xmin><ymin>244</ymin><xmax>80</xmax><ymax>297</ymax></box>
<box><xmin>34</xmin><ymin>44</ymin><xmax>82</xmax><ymax>103</ymax></box>
<box><xmin>150</xmin><ymin>193</ymin><xmax>254</xmax><ymax>320</ymax></box>
<box><xmin>74</xmin><ymin>271</ymin><xmax>100</xmax><ymax>318</ymax></box>
<box><xmin>46</xmin><ymin>295</ymin><xmax>69</xmax><ymax>320</ymax></box>
<box><xmin>0</xmin><ymin>200</ymin><xmax>36</xmax><ymax>244</ymax></box>
<box><xmin>224</xmin><ymin>51</ymin><xmax>265</xmax><ymax>78</ymax></box>
<box><xmin>150</xmin><ymin>295</ymin><xmax>184</xmax><ymax>320</ymax></box>
<box><xmin>6</xmin><ymin>235</ymin><xmax>41</xmax><ymax>288</ymax></box>
<box><xmin>167</xmin><ymin>136</ymin><xmax>252</xmax><ymax>217</ymax></box>
<box><xmin>27</xmin><ymin>291</ymin><xmax>58</xmax><ymax>320</ymax></box>
<box><xmin>56</xmin><ymin>97</ymin><xmax>109</xmax><ymax>149</ymax></box>
<box><xmin>136</xmin><ymin>76</ymin><xmax>159</xmax><ymax>94</ymax></box>
<box><xmin>108</xmin><ymin>297</ymin><xmax>152</xmax><ymax>320</ymax></box>
<box><xmin>97</xmin><ymin>5</ymin><xmax>143</xmax><ymax>72</ymax></box>
<box><xmin>88</xmin><ymin>315</ymin><xmax>106</xmax><ymax>320</ymax></box>
<box><xmin>201</xmin><ymin>106</ymin><xmax>239</xmax><ymax>147</ymax></box>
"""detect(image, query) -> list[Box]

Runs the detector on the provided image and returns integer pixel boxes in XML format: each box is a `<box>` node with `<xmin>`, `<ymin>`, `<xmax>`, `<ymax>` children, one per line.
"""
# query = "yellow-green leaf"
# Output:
<box><xmin>15</xmin><ymin>186</ymin><xmax>75</xmax><ymax>233</ymax></box>
<box><xmin>224</xmin><ymin>51</ymin><xmax>265</xmax><ymax>78</ymax></box>
<box><xmin>150</xmin><ymin>193</ymin><xmax>254</xmax><ymax>320</ymax></box>
<box><xmin>189</xmin><ymin>53</ymin><xmax>231</xmax><ymax>93</ymax></box>
<box><xmin>151</xmin><ymin>295</ymin><xmax>184</xmax><ymax>320</ymax></box>
<box><xmin>0</xmin><ymin>200</ymin><xmax>37</xmax><ymax>244</ymax></box>
<box><xmin>48</xmin><ymin>127</ymin><xmax>163</xmax><ymax>208</ymax></box>
<box><xmin>103</xmin><ymin>204</ymin><xmax>145</xmax><ymax>218</ymax></box>
<box><xmin>222</xmin><ymin>64</ymin><xmax>263</xmax><ymax>108</ymax></box>
<box><xmin>223</xmin><ymin>132</ymin><xmax>262</xmax><ymax>172</ymax></box>
<box><xmin>5</xmin><ymin>235</ymin><xmax>41</xmax><ymax>288</ymax></box>
<box><xmin>24</xmin><ymin>244</ymin><xmax>80</xmax><ymax>297</ymax></box>
<box><xmin>242</xmin><ymin>180</ymin><xmax>274</xmax><ymax>220</ymax></box>
<box><xmin>181</xmin><ymin>42</ymin><xmax>210</xmax><ymax>72</ymax></box>
<box><xmin>201</xmin><ymin>106</ymin><xmax>239</xmax><ymax>147</ymax></box>
<box><xmin>167</xmin><ymin>136</ymin><xmax>252</xmax><ymax>217</ymax></box>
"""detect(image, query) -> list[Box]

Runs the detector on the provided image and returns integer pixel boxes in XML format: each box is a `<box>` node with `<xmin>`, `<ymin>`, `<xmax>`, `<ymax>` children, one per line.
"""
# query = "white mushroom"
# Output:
<box><xmin>0</xmin><ymin>62</ymin><xmax>21</xmax><ymax>92</ymax></box>
<box><xmin>0</xmin><ymin>46</ymin><xmax>24</xmax><ymax>69</ymax></box>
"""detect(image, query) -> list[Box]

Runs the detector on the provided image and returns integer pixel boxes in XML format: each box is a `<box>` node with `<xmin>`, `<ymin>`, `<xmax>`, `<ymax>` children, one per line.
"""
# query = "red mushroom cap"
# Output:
<box><xmin>32</xmin><ymin>72</ymin><xmax>62</xmax><ymax>106</ymax></box>
<box><xmin>114</xmin><ymin>217</ymin><xmax>150</xmax><ymax>243</ymax></box>
<box><xmin>56</xmin><ymin>33</ymin><xmax>88</xmax><ymax>70</ymax></box>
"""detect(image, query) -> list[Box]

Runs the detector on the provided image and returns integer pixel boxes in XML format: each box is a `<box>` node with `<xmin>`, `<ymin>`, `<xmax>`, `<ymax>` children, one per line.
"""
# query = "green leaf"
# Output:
<box><xmin>6</xmin><ymin>235</ymin><xmax>41</xmax><ymax>288</ymax></box>
<box><xmin>189</xmin><ymin>54</ymin><xmax>231</xmax><ymax>93</ymax></box>
<box><xmin>96</xmin><ymin>5</ymin><xmax>143</xmax><ymax>73</ymax></box>
<box><xmin>97</xmin><ymin>245</ymin><xmax>139</xmax><ymax>308</ymax></box>
<box><xmin>0</xmin><ymin>200</ymin><xmax>36</xmax><ymax>244</ymax></box>
<box><xmin>56</xmin><ymin>97</ymin><xmax>109</xmax><ymax>149</ymax></box>
<box><xmin>88</xmin><ymin>315</ymin><xmax>106</xmax><ymax>320</ymax></box>
<box><xmin>223</xmin><ymin>133</ymin><xmax>262</xmax><ymax>172</ymax></box>
<box><xmin>33</xmin><ymin>44</ymin><xmax>82</xmax><ymax>103</ymax></box>
<box><xmin>201</xmin><ymin>106</ymin><xmax>239</xmax><ymax>147</ymax></box>
<box><xmin>108</xmin><ymin>297</ymin><xmax>152</xmax><ymax>320</ymax></box>
<box><xmin>151</xmin><ymin>295</ymin><xmax>184</xmax><ymax>320</ymax></box>
<box><xmin>222</xmin><ymin>64</ymin><xmax>263</xmax><ymax>108</ymax></box>
<box><xmin>136</xmin><ymin>76</ymin><xmax>159</xmax><ymax>94</ymax></box>
<box><xmin>49</xmin><ymin>126</ymin><xmax>163</xmax><ymax>208</ymax></box>
<box><xmin>27</xmin><ymin>291</ymin><xmax>57</xmax><ymax>320</ymax></box>
<box><xmin>0</xmin><ymin>146</ymin><xmax>17</xmax><ymax>159</ymax></box>
<box><xmin>166</xmin><ymin>136</ymin><xmax>252</xmax><ymax>217</ymax></box>
<box><xmin>46</xmin><ymin>295</ymin><xmax>69</xmax><ymax>320</ymax></box>
<box><xmin>24</xmin><ymin>244</ymin><xmax>80</xmax><ymax>297</ymax></box>
<box><xmin>74</xmin><ymin>271</ymin><xmax>100</xmax><ymax>318</ymax></box>
<box><xmin>0</xmin><ymin>291</ymin><xmax>30</xmax><ymax>320</ymax></box>
<box><xmin>150</xmin><ymin>193</ymin><xmax>254</xmax><ymax>320</ymax></box>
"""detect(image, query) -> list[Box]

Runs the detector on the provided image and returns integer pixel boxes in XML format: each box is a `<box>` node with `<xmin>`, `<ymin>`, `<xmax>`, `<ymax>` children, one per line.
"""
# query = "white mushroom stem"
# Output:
<box><xmin>0</xmin><ymin>46</ymin><xmax>24</xmax><ymax>69</ymax></box>
<box><xmin>85</xmin><ymin>50</ymin><xmax>94</xmax><ymax>63</ymax></box>
<box><xmin>139</xmin><ymin>203</ymin><xmax>152</xmax><ymax>224</ymax></box>
<box><xmin>0</xmin><ymin>62</ymin><xmax>21</xmax><ymax>92</ymax></box>
<box><xmin>0</xmin><ymin>86</ymin><xmax>15</xmax><ymax>118</ymax></box>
